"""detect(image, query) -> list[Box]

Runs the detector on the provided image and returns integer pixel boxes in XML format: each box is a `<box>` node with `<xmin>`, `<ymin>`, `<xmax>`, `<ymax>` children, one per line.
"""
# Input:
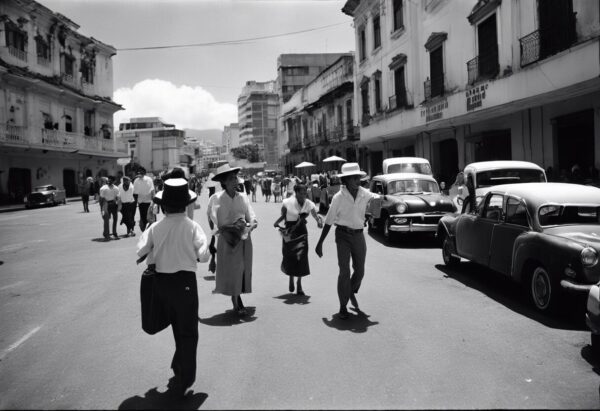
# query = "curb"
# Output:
<box><xmin>0</xmin><ymin>197</ymin><xmax>82</xmax><ymax>214</ymax></box>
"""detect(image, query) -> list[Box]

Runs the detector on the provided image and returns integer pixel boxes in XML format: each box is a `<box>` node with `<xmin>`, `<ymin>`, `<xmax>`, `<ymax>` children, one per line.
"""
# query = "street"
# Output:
<box><xmin>0</xmin><ymin>190</ymin><xmax>598</xmax><ymax>410</ymax></box>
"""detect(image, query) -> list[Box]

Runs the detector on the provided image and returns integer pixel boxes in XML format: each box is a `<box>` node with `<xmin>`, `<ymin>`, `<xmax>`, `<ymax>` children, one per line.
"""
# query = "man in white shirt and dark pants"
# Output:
<box><xmin>133</xmin><ymin>167</ymin><xmax>155</xmax><ymax>232</ymax></box>
<box><xmin>118</xmin><ymin>176</ymin><xmax>136</xmax><ymax>237</ymax></box>
<box><xmin>315</xmin><ymin>163</ymin><xmax>382</xmax><ymax>320</ymax></box>
<box><xmin>99</xmin><ymin>176</ymin><xmax>120</xmax><ymax>240</ymax></box>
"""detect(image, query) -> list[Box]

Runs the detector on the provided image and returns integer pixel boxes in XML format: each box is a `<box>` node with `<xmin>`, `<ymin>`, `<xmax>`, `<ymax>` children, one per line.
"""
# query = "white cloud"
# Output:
<box><xmin>113</xmin><ymin>79</ymin><xmax>237</xmax><ymax>130</ymax></box>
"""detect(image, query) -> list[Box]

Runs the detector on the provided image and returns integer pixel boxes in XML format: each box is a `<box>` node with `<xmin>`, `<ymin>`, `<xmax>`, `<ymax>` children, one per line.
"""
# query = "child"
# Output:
<box><xmin>136</xmin><ymin>178</ymin><xmax>210</xmax><ymax>397</ymax></box>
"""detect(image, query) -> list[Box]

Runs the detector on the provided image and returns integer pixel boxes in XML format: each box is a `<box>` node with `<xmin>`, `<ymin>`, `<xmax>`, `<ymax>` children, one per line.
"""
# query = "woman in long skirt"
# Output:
<box><xmin>273</xmin><ymin>184</ymin><xmax>322</xmax><ymax>295</ymax></box>
<box><xmin>207</xmin><ymin>164</ymin><xmax>257</xmax><ymax>315</ymax></box>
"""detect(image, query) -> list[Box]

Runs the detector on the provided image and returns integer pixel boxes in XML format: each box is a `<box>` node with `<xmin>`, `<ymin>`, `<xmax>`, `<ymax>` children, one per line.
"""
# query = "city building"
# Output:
<box><xmin>237</xmin><ymin>80</ymin><xmax>279</xmax><ymax>169</ymax></box>
<box><xmin>221</xmin><ymin>122</ymin><xmax>240</xmax><ymax>154</ymax></box>
<box><xmin>343</xmin><ymin>0</ymin><xmax>600</xmax><ymax>185</ymax></box>
<box><xmin>116</xmin><ymin>117</ymin><xmax>186</xmax><ymax>175</ymax></box>
<box><xmin>0</xmin><ymin>0</ymin><xmax>124</xmax><ymax>203</ymax></box>
<box><xmin>276</xmin><ymin>53</ymin><xmax>350</xmax><ymax>160</ymax></box>
<box><xmin>282</xmin><ymin>54</ymin><xmax>360</xmax><ymax>174</ymax></box>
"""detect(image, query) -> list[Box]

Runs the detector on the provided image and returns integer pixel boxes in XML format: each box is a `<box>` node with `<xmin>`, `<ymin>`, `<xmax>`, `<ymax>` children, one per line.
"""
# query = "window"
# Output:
<box><xmin>393</xmin><ymin>0</ymin><xmax>404</xmax><ymax>31</ymax></box>
<box><xmin>374</xmin><ymin>74</ymin><xmax>382</xmax><ymax>112</ymax></box>
<box><xmin>483</xmin><ymin>194</ymin><xmax>503</xmax><ymax>220</ymax></box>
<box><xmin>35</xmin><ymin>36</ymin><xmax>50</xmax><ymax>60</ymax></box>
<box><xmin>284</xmin><ymin>66</ymin><xmax>309</xmax><ymax>76</ymax></box>
<box><xmin>373</xmin><ymin>15</ymin><xmax>381</xmax><ymax>49</ymax></box>
<box><xmin>359</xmin><ymin>26</ymin><xmax>366</xmax><ymax>61</ymax></box>
<box><xmin>505</xmin><ymin>197</ymin><xmax>529</xmax><ymax>227</ymax></box>
<box><xmin>5</xmin><ymin>22</ymin><xmax>27</xmax><ymax>52</ymax></box>
<box><xmin>61</xmin><ymin>54</ymin><xmax>75</xmax><ymax>79</ymax></box>
<box><xmin>360</xmin><ymin>80</ymin><xmax>370</xmax><ymax>122</ymax></box>
<box><xmin>84</xmin><ymin>110</ymin><xmax>94</xmax><ymax>136</ymax></box>
<box><xmin>429</xmin><ymin>47</ymin><xmax>444</xmax><ymax>98</ymax></box>
<box><xmin>81</xmin><ymin>60</ymin><xmax>94</xmax><ymax>84</ymax></box>
<box><xmin>64</xmin><ymin>115</ymin><xmax>73</xmax><ymax>132</ymax></box>
<box><xmin>394</xmin><ymin>66</ymin><xmax>407</xmax><ymax>108</ymax></box>
<box><xmin>477</xmin><ymin>14</ymin><xmax>499</xmax><ymax>80</ymax></box>
<box><xmin>42</xmin><ymin>112</ymin><xmax>53</xmax><ymax>130</ymax></box>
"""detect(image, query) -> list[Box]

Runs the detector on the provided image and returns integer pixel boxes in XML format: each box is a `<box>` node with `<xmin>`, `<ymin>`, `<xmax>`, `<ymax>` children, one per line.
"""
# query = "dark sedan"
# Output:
<box><xmin>368</xmin><ymin>173</ymin><xmax>456</xmax><ymax>242</ymax></box>
<box><xmin>25</xmin><ymin>185</ymin><xmax>66</xmax><ymax>208</ymax></box>
<box><xmin>437</xmin><ymin>183</ymin><xmax>600</xmax><ymax>312</ymax></box>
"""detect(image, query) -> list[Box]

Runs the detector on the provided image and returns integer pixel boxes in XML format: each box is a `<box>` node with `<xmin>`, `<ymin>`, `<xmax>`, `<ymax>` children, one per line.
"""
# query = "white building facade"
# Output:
<box><xmin>343</xmin><ymin>0</ymin><xmax>600</xmax><ymax>185</ymax></box>
<box><xmin>0</xmin><ymin>0</ymin><xmax>124</xmax><ymax>203</ymax></box>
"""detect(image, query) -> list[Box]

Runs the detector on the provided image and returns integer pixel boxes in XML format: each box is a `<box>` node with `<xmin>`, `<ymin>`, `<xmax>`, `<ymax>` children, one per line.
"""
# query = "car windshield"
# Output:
<box><xmin>387</xmin><ymin>163</ymin><xmax>432</xmax><ymax>175</ymax></box>
<box><xmin>387</xmin><ymin>179</ymin><xmax>440</xmax><ymax>194</ymax></box>
<box><xmin>538</xmin><ymin>205</ymin><xmax>600</xmax><ymax>226</ymax></box>
<box><xmin>476</xmin><ymin>169</ymin><xmax>546</xmax><ymax>188</ymax></box>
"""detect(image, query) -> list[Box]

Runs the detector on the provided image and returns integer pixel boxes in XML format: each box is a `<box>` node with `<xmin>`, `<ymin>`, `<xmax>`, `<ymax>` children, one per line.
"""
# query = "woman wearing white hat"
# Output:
<box><xmin>206</xmin><ymin>164</ymin><xmax>258</xmax><ymax>315</ymax></box>
<box><xmin>315</xmin><ymin>163</ymin><xmax>383</xmax><ymax>320</ymax></box>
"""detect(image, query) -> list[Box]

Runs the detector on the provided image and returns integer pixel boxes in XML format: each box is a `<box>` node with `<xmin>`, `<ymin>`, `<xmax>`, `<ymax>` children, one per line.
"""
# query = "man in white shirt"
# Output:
<box><xmin>99</xmin><ymin>176</ymin><xmax>120</xmax><ymax>240</ymax></box>
<box><xmin>137</xmin><ymin>178</ymin><xmax>210</xmax><ymax>397</ymax></box>
<box><xmin>118</xmin><ymin>176</ymin><xmax>136</xmax><ymax>237</ymax></box>
<box><xmin>133</xmin><ymin>167</ymin><xmax>155</xmax><ymax>232</ymax></box>
<box><xmin>315</xmin><ymin>163</ymin><xmax>383</xmax><ymax>319</ymax></box>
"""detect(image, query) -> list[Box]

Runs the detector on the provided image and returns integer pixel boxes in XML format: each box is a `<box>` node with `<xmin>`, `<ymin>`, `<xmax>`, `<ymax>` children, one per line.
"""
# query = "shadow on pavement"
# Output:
<box><xmin>198</xmin><ymin>307</ymin><xmax>257</xmax><ymax>326</ymax></box>
<box><xmin>91</xmin><ymin>237</ymin><xmax>111</xmax><ymax>242</ymax></box>
<box><xmin>273</xmin><ymin>293</ymin><xmax>311</xmax><ymax>305</ymax></box>
<box><xmin>435</xmin><ymin>263</ymin><xmax>587</xmax><ymax>331</ymax></box>
<box><xmin>118</xmin><ymin>386</ymin><xmax>208</xmax><ymax>410</ymax></box>
<box><xmin>322</xmin><ymin>308</ymin><xmax>379</xmax><ymax>333</ymax></box>
<box><xmin>367</xmin><ymin>229</ymin><xmax>439</xmax><ymax>249</ymax></box>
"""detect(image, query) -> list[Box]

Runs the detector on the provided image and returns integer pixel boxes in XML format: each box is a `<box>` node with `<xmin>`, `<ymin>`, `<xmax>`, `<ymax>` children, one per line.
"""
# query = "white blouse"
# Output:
<box><xmin>282</xmin><ymin>196</ymin><xmax>316</xmax><ymax>222</ymax></box>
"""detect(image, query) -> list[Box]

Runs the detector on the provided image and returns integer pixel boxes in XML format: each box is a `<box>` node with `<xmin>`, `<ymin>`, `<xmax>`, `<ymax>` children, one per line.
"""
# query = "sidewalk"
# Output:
<box><xmin>0</xmin><ymin>196</ymin><xmax>81</xmax><ymax>213</ymax></box>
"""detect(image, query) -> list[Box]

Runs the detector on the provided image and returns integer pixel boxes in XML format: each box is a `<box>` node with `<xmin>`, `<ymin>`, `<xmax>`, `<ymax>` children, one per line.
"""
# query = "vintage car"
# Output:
<box><xmin>454</xmin><ymin>161</ymin><xmax>547</xmax><ymax>211</ymax></box>
<box><xmin>367</xmin><ymin>173</ymin><xmax>456</xmax><ymax>241</ymax></box>
<box><xmin>25</xmin><ymin>185</ymin><xmax>67</xmax><ymax>208</ymax></box>
<box><xmin>586</xmin><ymin>281</ymin><xmax>600</xmax><ymax>355</ymax></box>
<box><xmin>438</xmin><ymin>182</ymin><xmax>600</xmax><ymax>312</ymax></box>
<box><xmin>382</xmin><ymin>157</ymin><xmax>432</xmax><ymax>175</ymax></box>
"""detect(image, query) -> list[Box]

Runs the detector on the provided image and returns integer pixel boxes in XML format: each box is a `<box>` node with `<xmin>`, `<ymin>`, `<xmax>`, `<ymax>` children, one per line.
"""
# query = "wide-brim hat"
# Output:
<box><xmin>338</xmin><ymin>162</ymin><xmax>367</xmax><ymax>178</ymax></box>
<box><xmin>153</xmin><ymin>178</ymin><xmax>197</xmax><ymax>207</ymax></box>
<box><xmin>212</xmin><ymin>164</ymin><xmax>241</xmax><ymax>182</ymax></box>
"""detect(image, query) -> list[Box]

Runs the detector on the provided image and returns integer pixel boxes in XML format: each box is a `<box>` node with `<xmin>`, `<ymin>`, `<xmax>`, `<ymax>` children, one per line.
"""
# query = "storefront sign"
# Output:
<box><xmin>466</xmin><ymin>83</ymin><xmax>488</xmax><ymax>111</ymax></box>
<box><xmin>421</xmin><ymin>99</ymin><xmax>448</xmax><ymax>122</ymax></box>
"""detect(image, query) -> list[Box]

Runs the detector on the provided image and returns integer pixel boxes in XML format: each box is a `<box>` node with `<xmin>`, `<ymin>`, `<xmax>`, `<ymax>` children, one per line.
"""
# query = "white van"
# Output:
<box><xmin>382</xmin><ymin>157</ymin><xmax>433</xmax><ymax>175</ymax></box>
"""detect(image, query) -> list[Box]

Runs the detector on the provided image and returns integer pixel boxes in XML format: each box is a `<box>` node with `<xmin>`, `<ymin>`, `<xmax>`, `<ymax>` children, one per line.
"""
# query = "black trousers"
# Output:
<box><xmin>103</xmin><ymin>202</ymin><xmax>118</xmax><ymax>237</ymax></box>
<box><xmin>81</xmin><ymin>194</ymin><xmax>89</xmax><ymax>212</ymax></box>
<box><xmin>120</xmin><ymin>202</ymin><xmax>136</xmax><ymax>231</ymax></box>
<box><xmin>138</xmin><ymin>202</ymin><xmax>150</xmax><ymax>231</ymax></box>
<box><xmin>156</xmin><ymin>271</ymin><xmax>199</xmax><ymax>388</ymax></box>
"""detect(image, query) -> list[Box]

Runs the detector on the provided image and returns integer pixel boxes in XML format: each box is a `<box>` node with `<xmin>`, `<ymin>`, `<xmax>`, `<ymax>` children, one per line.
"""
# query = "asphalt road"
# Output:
<box><xmin>0</xmin><ymin>190</ymin><xmax>598</xmax><ymax>409</ymax></box>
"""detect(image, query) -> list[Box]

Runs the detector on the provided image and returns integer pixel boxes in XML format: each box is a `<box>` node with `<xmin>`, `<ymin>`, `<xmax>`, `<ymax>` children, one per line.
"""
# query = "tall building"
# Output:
<box><xmin>282</xmin><ymin>54</ymin><xmax>359</xmax><ymax>174</ymax></box>
<box><xmin>222</xmin><ymin>122</ymin><xmax>240</xmax><ymax>154</ymax></box>
<box><xmin>276</xmin><ymin>53</ymin><xmax>349</xmax><ymax>161</ymax></box>
<box><xmin>343</xmin><ymin>0</ymin><xmax>600</xmax><ymax>184</ymax></box>
<box><xmin>0</xmin><ymin>0</ymin><xmax>124</xmax><ymax>203</ymax></box>
<box><xmin>237</xmin><ymin>80</ymin><xmax>279</xmax><ymax>168</ymax></box>
<box><xmin>116</xmin><ymin>117</ymin><xmax>186</xmax><ymax>174</ymax></box>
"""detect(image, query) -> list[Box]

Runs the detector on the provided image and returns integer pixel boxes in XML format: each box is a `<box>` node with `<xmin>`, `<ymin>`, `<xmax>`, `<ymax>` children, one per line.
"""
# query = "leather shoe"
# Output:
<box><xmin>338</xmin><ymin>308</ymin><xmax>349</xmax><ymax>320</ymax></box>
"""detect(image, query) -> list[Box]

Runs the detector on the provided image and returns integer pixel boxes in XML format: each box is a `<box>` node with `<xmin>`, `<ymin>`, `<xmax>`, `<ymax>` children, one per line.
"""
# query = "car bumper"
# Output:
<box><xmin>388</xmin><ymin>222</ymin><xmax>438</xmax><ymax>233</ymax></box>
<box><xmin>388</xmin><ymin>214</ymin><xmax>441</xmax><ymax>233</ymax></box>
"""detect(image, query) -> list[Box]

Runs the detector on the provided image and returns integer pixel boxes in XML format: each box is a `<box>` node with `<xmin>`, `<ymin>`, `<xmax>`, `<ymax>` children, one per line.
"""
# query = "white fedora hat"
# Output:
<box><xmin>212</xmin><ymin>163</ymin><xmax>241</xmax><ymax>181</ymax></box>
<box><xmin>338</xmin><ymin>162</ymin><xmax>367</xmax><ymax>178</ymax></box>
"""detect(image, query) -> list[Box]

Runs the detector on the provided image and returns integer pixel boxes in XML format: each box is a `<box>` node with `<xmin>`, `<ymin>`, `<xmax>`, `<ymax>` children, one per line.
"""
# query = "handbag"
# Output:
<box><xmin>138</xmin><ymin>260</ymin><xmax>169</xmax><ymax>335</ymax></box>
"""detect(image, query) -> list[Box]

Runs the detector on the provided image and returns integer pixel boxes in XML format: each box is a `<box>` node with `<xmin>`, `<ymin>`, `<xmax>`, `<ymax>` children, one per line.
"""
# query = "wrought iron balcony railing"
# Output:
<box><xmin>424</xmin><ymin>74</ymin><xmax>445</xmax><ymax>100</ymax></box>
<box><xmin>467</xmin><ymin>47</ymin><xmax>499</xmax><ymax>85</ymax></box>
<box><xmin>519</xmin><ymin>17</ymin><xmax>577</xmax><ymax>67</ymax></box>
<box><xmin>8</xmin><ymin>46</ymin><xmax>27</xmax><ymax>62</ymax></box>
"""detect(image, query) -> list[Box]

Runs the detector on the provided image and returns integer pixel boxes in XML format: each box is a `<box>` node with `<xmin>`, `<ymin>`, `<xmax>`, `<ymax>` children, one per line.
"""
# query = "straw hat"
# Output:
<box><xmin>338</xmin><ymin>162</ymin><xmax>367</xmax><ymax>178</ymax></box>
<box><xmin>153</xmin><ymin>178</ymin><xmax>197</xmax><ymax>207</ymax></box>
<box><xmin>212</xmin><ymin>163</ymin><xmax>241</xmax><ymax>182</ymax></box>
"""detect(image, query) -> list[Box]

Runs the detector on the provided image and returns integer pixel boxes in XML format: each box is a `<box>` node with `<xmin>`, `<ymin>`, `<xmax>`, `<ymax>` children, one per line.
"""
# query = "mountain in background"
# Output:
<box><xmin>185</xmin><ymin>129</ymin><xmax>222</xmax><ymax>145</ymax></box>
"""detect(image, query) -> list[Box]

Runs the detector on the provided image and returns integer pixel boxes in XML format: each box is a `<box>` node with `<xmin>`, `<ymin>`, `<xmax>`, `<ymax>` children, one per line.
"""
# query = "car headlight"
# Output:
<box><xmin>581</xmin><ymin>247</ymin><xmax>598</xmax><ymax>267</ymax></box>
<box><xmin>396</xmin><ymin>203</ymin><xmax>407</xmax><ymax>214</ymax></box>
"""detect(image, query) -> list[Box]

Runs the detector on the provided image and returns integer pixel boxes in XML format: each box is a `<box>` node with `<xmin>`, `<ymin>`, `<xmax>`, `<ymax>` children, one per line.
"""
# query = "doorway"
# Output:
<box><xmin>436</xmin><ymin>138</ymin><xmax>459</xmax><ymax>186</ymax></box>
<box><xmin>555</xmin><ymin>109</ymin><xmax>594</xmax><ymax>179</ymax></box>
<box><xmin>8</xmin><ymin>168</ymin><xmax>31</xmax><ymax>204</ymax></box>
<box><xmin>63</xmin><ymin>169</ymin><xmax>77</xmax><ymax>197</ymax></box>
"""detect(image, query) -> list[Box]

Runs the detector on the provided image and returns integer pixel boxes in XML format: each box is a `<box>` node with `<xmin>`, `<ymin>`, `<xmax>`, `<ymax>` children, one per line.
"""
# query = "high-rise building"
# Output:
<box><xmin>0</xmin><ymin>0</ymin><xmax>124</xmax><ymax>203</ymax></box>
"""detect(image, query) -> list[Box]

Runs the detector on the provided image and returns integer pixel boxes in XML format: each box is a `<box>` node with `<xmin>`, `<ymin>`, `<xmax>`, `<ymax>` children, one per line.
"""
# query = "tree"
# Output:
<box><xmin>231</xmin><ymin>144</ymin><xmax>261</xmax><ymax>163</ymax></box>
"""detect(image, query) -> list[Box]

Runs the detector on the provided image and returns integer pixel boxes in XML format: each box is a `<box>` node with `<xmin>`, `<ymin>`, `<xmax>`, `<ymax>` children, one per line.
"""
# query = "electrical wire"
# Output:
<box><xmin>117</xmin><ymin>21</ymin><xmax>349</xmax><ymax>51</ymax></box>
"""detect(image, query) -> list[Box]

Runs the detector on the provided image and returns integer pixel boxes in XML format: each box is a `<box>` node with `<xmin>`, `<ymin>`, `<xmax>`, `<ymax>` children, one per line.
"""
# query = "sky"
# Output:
<box><xmin>40</xmin><ymin>0</ymin><xmax>356</xmax><ymax>130</ymax></box>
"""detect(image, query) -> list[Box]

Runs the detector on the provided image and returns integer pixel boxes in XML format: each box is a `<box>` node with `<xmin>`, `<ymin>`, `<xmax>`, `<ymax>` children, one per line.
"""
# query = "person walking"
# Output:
<box><xmin>136</xmin><ymin>178</ymin><xmax>211</xmax><ymax>397</ymax></box>
<box><xmin>315</xmin><ymin>163</ymin><xmax>383</xmax><ymax>319</ymax></box>
<box><xmin>273</xmin><ymin>184</ymin><xmax>322</xmax><ymax>295</ymax></box>
<box><xmin>99</xmin><ymin>176</ymin><xmax>120</xmax><ymax>240</ymax></box>
<box><xmin>250</xmin><ymin>176</ymin><xmax>257</xmax><ymax>202</ymax></box>
<box><xmin>118</xmin><ymin>176</ymin><xmax>136</xmax><ymax>237</ymax></box>
<box><xmin>133</xmin><ymin>167</ymin><xmax>154</xmax><ymax>232</ymax></box>
<box><xmin>79</xmin><ymin>176</ymin><xmax>92</xmax><ymax>212</ymax></box>
<box><xmin>206</xmin><ymin>164</ymin><xmax>257</xmax><ymax>315</ymax></box>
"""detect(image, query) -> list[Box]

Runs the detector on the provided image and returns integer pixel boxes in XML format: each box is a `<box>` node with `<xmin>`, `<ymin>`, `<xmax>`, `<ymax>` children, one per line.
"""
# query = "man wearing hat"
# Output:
<box><xmin>206</xmin><ymin>163</ymin><xmax>257</xmax><ymax>315</ymax></box>
<box><xmin>136</xmin><ymin>178</ymin><xmax>211</xmax><ymax>397</ymax></box>
<box><xmin>315</xmin><ymin>163</ymin><xmax>383</xmax><ymax>320</ymax></box>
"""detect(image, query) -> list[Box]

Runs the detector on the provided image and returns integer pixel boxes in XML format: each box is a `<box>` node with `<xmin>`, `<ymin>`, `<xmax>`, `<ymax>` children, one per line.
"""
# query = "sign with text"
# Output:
<box><xmin>466</xmin><ymin>83</ymin><xmax>489</xmax><ymax>111</ymax></box>
<box><xmin>421</xmin><ymin>99</ymin><xmax>448</xmax><ymax>122</ymax></box>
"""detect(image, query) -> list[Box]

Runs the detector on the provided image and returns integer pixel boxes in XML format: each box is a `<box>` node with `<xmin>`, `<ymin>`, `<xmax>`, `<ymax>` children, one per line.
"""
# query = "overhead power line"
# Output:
<box><xmin>117</xmin><ymin>21</ymin><xmax>349</xmax><ymax>51</ymax></box>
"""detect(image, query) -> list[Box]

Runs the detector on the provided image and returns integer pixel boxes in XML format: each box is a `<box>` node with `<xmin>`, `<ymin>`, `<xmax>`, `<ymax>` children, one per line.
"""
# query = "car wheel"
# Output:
<box><xmin>530</xmin><ymin>266</ymin><xmax>558</xmax><ymax>312</ymax></box>
<box><xmin>442</xmin><ymin>236</ymin><xmax>460</xmax><ymax>267</ymax></box>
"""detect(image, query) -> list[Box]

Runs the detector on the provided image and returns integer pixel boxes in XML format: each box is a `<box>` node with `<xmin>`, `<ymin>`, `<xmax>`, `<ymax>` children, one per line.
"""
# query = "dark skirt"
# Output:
<box><xmin>281</xmin><ymin>221</ymin><xmax>310</xmax><ymax>277</ymax></box>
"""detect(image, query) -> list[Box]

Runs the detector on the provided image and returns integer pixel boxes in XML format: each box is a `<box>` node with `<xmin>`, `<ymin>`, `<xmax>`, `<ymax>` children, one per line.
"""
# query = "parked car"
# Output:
<box><xmin>382</xmin><ymin>157</ymin><xmax>432</xmax><ymax>175</ymax></box>
<box><xmin>586</xmin><ymin>281</ymin><xmax>600</xmax><ymax>356</ymax></box>
<box><xmin>438</xmin><ymin>182</ymin><xmax>600</xmax><ymax>312</ymax></box>
<box><xmin>25</xmin><ymin>185</ymin><xmax>67</xmax><ymax>208</ymax></box>
<box><xmin>454</xmin><ymin>161</ymin><xmax>547</xmax><ymax>211</ymax></box>
<box><xmin>367</xmin><ymin>173</ymin><xmax>456</xmax><ymax>242</ymax></box>
<box><xmin>319</xmin><ymin>175</ymin><xmax>341</xmax><ymax>214</ymax></box>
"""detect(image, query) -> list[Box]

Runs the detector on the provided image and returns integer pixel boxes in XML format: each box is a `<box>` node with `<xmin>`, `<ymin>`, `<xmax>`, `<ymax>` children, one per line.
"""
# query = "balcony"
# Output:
<box><xmin>519</xmin><ymin>18</ymin><xmax>577</xmax><ymax>67</ymax></box>
<box><xmin>37</xmin><ymin>55</ymin><xmax>51</xmax><ymax>67</ymax></box>
<box><xmin>8</xmin><ymin>46</ymin><xmax>27</xmax><ymax>62</ymax></box>
<box><xmin>424</xmin><ymin>74</ymin><xmax>445</xmax><ymax>100</ymax></box>
<box><xmin>389</xmin><ymin>93</ymin><xmax>408</xmax><ymax>111</ymax></box>
<box><xmin>81</xmin><ymin>80</ymin><xmax>94</xmax><ymax>94</ymax></box>
<box><xmin>329</xmin><ymin>126</ymin><xmax>343</xmax><ymax>143</ymax></box>
<box><xmin>467</xmin><ymin>48</ymin><xmax>498</xmax><ymax>85</ymax></box>
<box><xmin>0</xmin><ymin>123</ymin><xmax>126</xmax><ymax>155</ymax></box>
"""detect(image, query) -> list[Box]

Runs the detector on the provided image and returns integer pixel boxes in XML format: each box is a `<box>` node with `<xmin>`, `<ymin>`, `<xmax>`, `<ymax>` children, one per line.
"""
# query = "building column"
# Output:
<box><xmin>594</xmin><ymin>102</ymin><xmax>600</xmax><ymax>170</ymax></box>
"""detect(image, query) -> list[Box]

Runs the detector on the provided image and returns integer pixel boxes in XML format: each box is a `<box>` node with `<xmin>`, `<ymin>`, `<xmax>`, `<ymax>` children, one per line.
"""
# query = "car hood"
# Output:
<box><xmin>543</xmin><ymin>225</ymin><xmax>600</xmax><ymax>249</ymax></box>
<box><xmin>390</xmin><ymin>193</ymin><xmax>455</xmax><ymax>212</ymax></box>
<box><xmin>30</xmin><ymin>190</ymin><xmax>52</xmax><ymax>195</ymax></box>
